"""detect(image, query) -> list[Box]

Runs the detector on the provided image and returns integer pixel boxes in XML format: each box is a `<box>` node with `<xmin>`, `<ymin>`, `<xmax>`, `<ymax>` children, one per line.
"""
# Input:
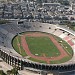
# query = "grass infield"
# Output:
<box><xmin>25</xmin><ymin>36</ymin><xmax>60</xmax><ymax>57</ymax></box>
<box><xmin>12</xmin><ymin>36</ymin><xmax>27</xmax><ymax>57</ymax></box>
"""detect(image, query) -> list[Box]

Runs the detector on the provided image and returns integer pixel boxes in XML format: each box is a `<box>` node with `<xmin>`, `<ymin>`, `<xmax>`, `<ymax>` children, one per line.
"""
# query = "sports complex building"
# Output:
<box><xmin>0</xmin><ymin>20</ymin><xmax>75</xmax><ymax>75</ymax></box>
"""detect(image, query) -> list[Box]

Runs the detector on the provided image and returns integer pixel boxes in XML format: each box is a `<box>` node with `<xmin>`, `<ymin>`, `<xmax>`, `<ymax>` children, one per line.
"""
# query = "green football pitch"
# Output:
<box><xmin>25</xmin><ymin>36</ymin><xmax>60</xmax><ymax>57</ymax></box>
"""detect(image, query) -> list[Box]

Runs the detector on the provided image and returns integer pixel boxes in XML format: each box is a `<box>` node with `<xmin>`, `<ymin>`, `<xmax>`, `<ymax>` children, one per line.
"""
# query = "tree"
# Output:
<box><xmin>7</xmin><ymin>65</ymin><xmax>19</xmax><ymax>75</ymax></box>
<box><xmin>7</xmin><ymin>70</ymin><xmax>12</xmax><ymax>75</ymax></box>
<box><xmin>37</xmin><ymin>0</ymin><xmax>42</xmax><ymax>7</ymax></box>
<box><xmin>0</xmin><ymin>70</ymin><xmax>6</xmax><ymax>75</ymax></box>
<box><xmin>11</xmin><ymin>68</ymin><xmax>18</xmax><ymax>75</ymax></box>
<box><xmin>58</xmin><ymin>0</ymin><xmax>70</xmax><ymax>6</ymax></box>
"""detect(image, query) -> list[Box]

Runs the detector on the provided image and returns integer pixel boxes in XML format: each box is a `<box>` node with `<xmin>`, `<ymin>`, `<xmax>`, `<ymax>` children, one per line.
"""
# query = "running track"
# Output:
<box><xmin>21</xmin><ymin>32</ymin><xmax>68</xmax><ymax>64</ymax></box>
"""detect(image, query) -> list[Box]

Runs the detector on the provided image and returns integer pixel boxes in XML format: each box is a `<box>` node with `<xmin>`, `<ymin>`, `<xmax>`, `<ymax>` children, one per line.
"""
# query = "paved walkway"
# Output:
<box><xmin>0</xmin><ymin>58</ymin><xmax>13</xmax><ymax>73</ymax></box>
<box><xmin>19</xmin><ymin>70</ymin><xmax>41</xmax><ymax>75</ymax></box>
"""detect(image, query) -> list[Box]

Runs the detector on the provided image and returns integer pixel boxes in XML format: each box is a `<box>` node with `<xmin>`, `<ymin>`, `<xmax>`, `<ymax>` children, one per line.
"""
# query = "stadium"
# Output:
<box><xmin>0</xmin><ymin>20</ymin><xmax>75</xmax><ymax>75</ymax></box>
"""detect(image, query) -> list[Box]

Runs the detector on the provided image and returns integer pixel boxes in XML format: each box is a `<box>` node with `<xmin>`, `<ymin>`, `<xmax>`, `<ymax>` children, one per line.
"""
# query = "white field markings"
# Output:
<box><xmin>16</xmin><ymin>36</ymin><xmax>22</xmax><ymax>54</ymax></box>
<box><xmin>59</xmin><ymin>34</ymin><xmax>67</xmax><ymax>39</ymax></box>
<box><xmin>58</xmin><ymin>37</ymin><xmax>73</xmax><ymax>56</ymax></box>
<box><xmin>59</xmin><ymin>35</ymin><xmax>74</xmax><ymax>56</ymax></box>
<box><xmin>72</xmin><ymin>39</ymin><xmax>75</xmax><ymax>44</ymax></box>
<box><xmin>60</xmin><ymin>43</ymin><xmax>72</xmax><ymax>56</ymax></box>
<box><xmin>65</xmin><ymin>39</ymin><xmax>74</xmax><ymax>56</ymax></box>
<box><xmin>72</xmin><ymin>45</ymin><xmax>75</xmax><ymax>53</ymax></box>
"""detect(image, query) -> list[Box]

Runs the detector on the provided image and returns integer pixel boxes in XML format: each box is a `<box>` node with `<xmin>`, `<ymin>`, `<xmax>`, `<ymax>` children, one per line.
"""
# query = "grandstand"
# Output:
<box><xmin>0</xmin><ymin>21</ymin><xmax>75</xmax><ymax>75</ymax></box>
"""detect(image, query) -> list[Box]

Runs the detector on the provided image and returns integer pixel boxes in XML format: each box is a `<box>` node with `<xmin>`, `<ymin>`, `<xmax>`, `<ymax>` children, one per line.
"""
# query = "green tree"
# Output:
<box><xmin>11</xmin><ymin>68</ymin><xmax>18</xmax><ymax>75</ymax></box>
<box><xmin>7</xmin><ymin>70</ymin><xmax>12</xmax><ymax>75</ymax></box>
<box><xmin>0</xmin><ymin>70</ymin><xmax>6</xmax><ymax>75</ymax></box>
<box><xmin>37</xmin><ymin>0</ymin><xmax>42</xmax><ymax>7</ymax></box>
